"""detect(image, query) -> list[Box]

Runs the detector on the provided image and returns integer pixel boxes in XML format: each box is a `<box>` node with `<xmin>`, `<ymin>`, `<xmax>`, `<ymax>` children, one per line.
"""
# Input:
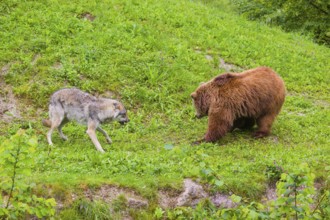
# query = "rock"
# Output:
<box><xmin>127</xmin><ymin>198</ymin><xmax>148</xmax><ymax>209</ymax></box>
<box><xmin>210</xmin><ymin>193</ymin><xmax>235</xmax><ymax>208</ymax></box>
<box><xmin>176</xmin><ymin>179</ymin><xmax>208</xmax><ymax>206</ymax></box>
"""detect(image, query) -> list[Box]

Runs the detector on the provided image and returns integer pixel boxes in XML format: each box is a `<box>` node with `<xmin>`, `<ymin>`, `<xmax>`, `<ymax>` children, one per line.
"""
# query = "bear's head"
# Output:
<box><xmin>191</xmin><ymin>73</ymin><xmax>235</xmax><ymax>118</ymax></box>
<box><xmin>191</xmin><ymin>82</ymin><xmax>210</xmax><ymax>118</ymax></box>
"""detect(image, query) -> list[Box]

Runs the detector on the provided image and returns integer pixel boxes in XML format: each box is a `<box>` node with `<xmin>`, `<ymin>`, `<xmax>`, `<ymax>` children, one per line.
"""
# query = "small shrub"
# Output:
<box><xmin>232</xmin><ymin>0</ymin><xmax>330</xmax><ymax>46</ymax></box>
<box><xmin>0</xmin><ymin>129</ymin><xmax>56</xmax><ymax>219</ymax></box>
<box><xmin>265</xmin><ymin>162</ymin><xmax>283</xmax><ymax>185</ymax></box>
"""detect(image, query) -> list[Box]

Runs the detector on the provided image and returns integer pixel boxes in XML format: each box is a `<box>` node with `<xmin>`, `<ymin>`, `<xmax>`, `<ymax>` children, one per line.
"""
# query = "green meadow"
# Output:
<box><xmin>1</xmin><ymin>0</ymin><xmax>329</xmax><ymax>218</ymax></box>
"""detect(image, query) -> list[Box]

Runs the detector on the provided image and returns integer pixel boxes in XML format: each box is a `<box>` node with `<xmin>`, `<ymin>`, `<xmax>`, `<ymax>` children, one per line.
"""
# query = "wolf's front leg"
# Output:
<box><xmin>87</xmin><ymin>121</ymin><xmax>105</xmax><ymax>153</ymax></box>
<box><xmin>97</xmin><ymin>127</ymin><xmax>112</xmax><ymax>144</ymax></box>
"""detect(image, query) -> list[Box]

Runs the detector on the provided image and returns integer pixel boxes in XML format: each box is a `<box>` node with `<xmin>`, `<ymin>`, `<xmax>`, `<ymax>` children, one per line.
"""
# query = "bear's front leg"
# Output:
<box><xmin>205</xmin><ymin>112</ymin><xmax>232</xmax><ymax>142</ymax></box>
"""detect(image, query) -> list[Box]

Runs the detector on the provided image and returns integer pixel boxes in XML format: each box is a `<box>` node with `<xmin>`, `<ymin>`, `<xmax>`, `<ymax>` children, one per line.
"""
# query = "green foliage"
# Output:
<box><xmin>233</xmin><ymin>0</ymin><xmax>330</xmax><ymax>46</ymax></box>
<box><xmin>154</xmin><ymin>207</ymin><xmax>165</xmax><ymax>219</ymax></box>
<box><xmin>163</xmin><ymin>163</ymin><xmax>330</xmax><ymax>219</ymax></box>
<box><xmin>111</xmin><ymin>194</ymin><xmax>128</xmax><ymax>212</ymax></box>
<box><xmin>72</xmin><ymin>199</ymin><xmax>113</xmax><ymax>220</ymax></box>
<box><xmin>265</xmin><ymin>162</ymin><xmax>283</xmax><ymax>185</ymax></box>
<box><xmin>270</xmin><ymin>163</ymin><xmax>316</xmax><ymax>219</ymax></box>
<box><xmin>0</xmin><ymin>130</ymin><xmax>56</xmax><ymax>219</ymax></box>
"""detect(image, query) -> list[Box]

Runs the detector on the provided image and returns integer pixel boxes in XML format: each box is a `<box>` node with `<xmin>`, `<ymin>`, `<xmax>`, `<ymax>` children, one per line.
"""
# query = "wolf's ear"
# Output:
<box><xmin>113</xmin><ymin>102</ymin><xmax>119</xmax><ymax>109</ymax></box>
<box><xmin>214</xmin><ymin>73</ymin><xmax>234</xmax><ymax>86</ymax></box>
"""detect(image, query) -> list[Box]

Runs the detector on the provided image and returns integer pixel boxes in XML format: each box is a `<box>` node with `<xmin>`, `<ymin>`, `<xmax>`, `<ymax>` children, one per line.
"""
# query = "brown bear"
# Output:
<box><xmin>191</xmin><ymin>66</ymin><xmax>286</xmax><ymax>143</ymax></box>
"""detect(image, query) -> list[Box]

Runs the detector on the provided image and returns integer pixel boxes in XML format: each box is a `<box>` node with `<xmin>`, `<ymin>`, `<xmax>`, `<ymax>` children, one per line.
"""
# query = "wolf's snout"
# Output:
<box><xmin>119</xmin><ymin>119</ymin><xmax>129</xmax><ymax>125</ymax></box>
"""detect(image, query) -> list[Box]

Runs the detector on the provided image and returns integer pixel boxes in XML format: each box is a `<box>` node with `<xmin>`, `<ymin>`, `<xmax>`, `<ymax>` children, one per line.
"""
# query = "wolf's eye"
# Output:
<box><xmin>119</xmin><ymin>109</ymin><xmax>127</xmax><ymax>115</ymax></box>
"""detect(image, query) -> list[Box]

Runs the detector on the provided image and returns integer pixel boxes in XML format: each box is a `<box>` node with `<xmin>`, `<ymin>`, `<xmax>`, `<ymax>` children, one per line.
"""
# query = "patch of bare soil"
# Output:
<box><xmin>52</xmin><ymin>178</ymin><xmax>326</xmax><ymax>219</ymax></box>
<box><xmin>194</xmin><ymin>48</ymin><xmax>243</xmax><ymax>73</ymax></box>
<box><xmin>53</xmin><ymin>185</ymin><xmax>148</xmax><ymax>219</ymax></box>
<box><xmin>31</xmin><ymin>54</ymin><xmax>41</xmax><ymax>65</ymax></box>
<box><xmin>83</xmin><ymin>185</ymin><xmax>148</xmax><ymax>208</ymax></box>
<box><xmin>218</xmin><ymin>58</ymin><xmax>243</xmax><ymax>72</ymax></box>
<box><xmin>0</xmin><ymin>63</ymin><xmax>21</xmax><ymax>127</ymax></box>
<box><xmin>52</xmin><ymin>62</ymin><xmax>63</xmax><ymax>70</ymax></box>
<box><xmin>262</xmin><ymin>185</ymin><xmax>277</xmax><ymax>203</ymax></box>
<box><xmin>158</xmin><ymin>179</ymin><xmax>236</xmax><ymax>209</ymax></box>
<box><xmin>79</xmin><ymin>12</ymin><xmax>96</xmax><ymax>21</ymax></box>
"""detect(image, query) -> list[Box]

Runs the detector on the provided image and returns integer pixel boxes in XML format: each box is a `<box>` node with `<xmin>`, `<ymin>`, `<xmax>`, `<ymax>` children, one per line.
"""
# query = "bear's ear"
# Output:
<box><xmin>214</xmin><ymin>73</ymin><xmax>234</xmax><ymax>86</ymax></box>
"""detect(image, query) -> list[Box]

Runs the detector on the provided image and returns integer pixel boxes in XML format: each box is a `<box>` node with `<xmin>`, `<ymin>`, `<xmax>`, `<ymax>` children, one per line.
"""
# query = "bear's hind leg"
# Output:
<box><xmin>253</xmin><ymin>114</ymin><xmax>276</xmax><ymax>138</ymax></box>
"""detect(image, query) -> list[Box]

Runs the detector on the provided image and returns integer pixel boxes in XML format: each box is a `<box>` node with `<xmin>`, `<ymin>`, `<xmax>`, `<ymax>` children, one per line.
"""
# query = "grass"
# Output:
<box><xmin>0</xmin><ymin>0</ymin><xmax>329</xmax><ymax>217</ymax></box>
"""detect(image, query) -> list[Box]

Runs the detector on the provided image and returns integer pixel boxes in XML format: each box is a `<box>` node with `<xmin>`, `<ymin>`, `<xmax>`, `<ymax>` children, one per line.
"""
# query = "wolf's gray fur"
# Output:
<box><xmin>43</xmin><ymin>88</ymin><xmax>129</xmax><ymax>153</ymax></box>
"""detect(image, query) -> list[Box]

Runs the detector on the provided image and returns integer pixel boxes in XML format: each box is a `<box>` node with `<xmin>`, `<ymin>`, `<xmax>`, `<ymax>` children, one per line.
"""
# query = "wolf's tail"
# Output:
<box><xmin>42</xmin><ymin>119</ymin><xmax>52</xmax><ymax>127</ymax></box>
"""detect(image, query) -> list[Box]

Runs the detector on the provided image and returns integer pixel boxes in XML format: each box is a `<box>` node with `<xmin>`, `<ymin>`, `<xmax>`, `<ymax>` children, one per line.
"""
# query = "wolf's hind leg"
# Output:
<box><xmin>97</xmin><ymin>127</ymin><xmax>112</xmax><ymax>144</ymax></box>
<box><xmin>58</xmin><ymin>118</ymin><xmax>69</xmax><ymax>141</ymax></box>
<box><xmin>87</xmin><ymin>121</ymin><xmax>105</xmax><ymax>153</ymax></box>
<box><xmin>47</xmin><ymin>118</ymin><xmax>62</xmax><ymax>145</ymax></box>
<box><xmin>47</xmin><ymin>105</ymin><xmax>65</xmax><ymax>145</ymax></box>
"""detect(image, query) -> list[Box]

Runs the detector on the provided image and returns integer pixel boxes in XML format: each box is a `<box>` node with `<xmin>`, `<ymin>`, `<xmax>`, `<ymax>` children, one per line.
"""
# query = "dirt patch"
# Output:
<box><xmin>219</xmin><ymin>57</ymin><xmax>243</xmax><ymax>72</ymax></box>
<box><xmin>210</xmin><ymin>192</ymin><xmax>236</xmax><ymax>208</ymax></box>
<box><xmin>264</xmin><ymin>185</ymin><xmax>277</xmax><ymax>202</ymax></box>
<box><xmin>31</xmin><ymin>54</ymin><xmax>41</xmax><ymax>65</ymax></box>
<box><xmin>205</xmin><ymin>54</ymin><xmax>213</xmax><ymax>61</ymax></box>
<box><xmin>1</xmin><ymin>63</ymin><xmax>11</xmax><ymax>76</ymax></box>
<box><xmin>79</xmin><ymin>12</ymin><xmax>96</xmax><ymax>21</ymax></box>
<box><xmin>176</xmin><ymin>179</ymin><xmax>208</xmax><ymax>206</ymax></box>
<box><xmin>0</xmin><ymin>64</ymin><xmax>21</xmax><ymax>125</ymax></box>
<box><xmin>100</xmin><ymin>91</ymin><xmax>119</xmax><ymax>99</ymax></box>
<box><xmin>52</xmin><ymin>62</ymin><xmax>63</xmax><ymax>70</ymax></box>
<box><xmin>314</xmin><ymin>99</ymin><xmax>329</xmax><ymax>108</ymax></box>
<box><xmin>158</xmin><ymin>189</ymin><xmax>181</xmax><ymax>208</ymax></box>
<box><xmin>158</xmin><ymin>179</ymin><xmax>236</xmax><ymax>209</ymax></box>
<box><xmin>195</xmin><ymin>49</ymin><xmax>243</xmax><ymax>72</ymax></box>
<box><xmin>82</xmin><ymin>185</ymin><xmax>148</xmax><ymax>209</ymax></box>
<box><xmin>53</xmin><ymin>178</ymin><xmax>327</xmax><ymax>217</ymax></box>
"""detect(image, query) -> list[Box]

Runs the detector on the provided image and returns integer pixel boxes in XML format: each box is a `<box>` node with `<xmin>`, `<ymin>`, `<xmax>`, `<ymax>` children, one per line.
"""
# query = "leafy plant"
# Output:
<box><xmin>163</xmin><ymin>163</ymin><xmax>330</xmax><ymax>219</ymax></box>
<box><xmin>265</xmin><ymin>161</ymin><xmax>283</xmax><ymax>185</ymax></box>
<box><xmin>154</xmin><ymin>207</ymin><xmax>165</xmax><ymax>219</ymax></box>
<box><xmin>270</xmin><ymin>163</ymin><xmax>320</xmax><ymax>219</ymax></box>
<box><xmin>0</xmin><ymin>129</ymin><xmax>56</xmax><ymax>219</ymax></box>
<box><xmin>232</xmin><ymin>0</ymin><xmax>330</xmax><ymax>46</ymax></box>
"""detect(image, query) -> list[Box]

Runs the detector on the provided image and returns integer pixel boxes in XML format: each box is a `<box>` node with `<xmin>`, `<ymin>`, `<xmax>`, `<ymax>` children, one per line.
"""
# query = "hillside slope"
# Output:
<box><xmin>0</xmin><ymin>0</ymin><xmax>329</xmax><ymax>217</ymax></box>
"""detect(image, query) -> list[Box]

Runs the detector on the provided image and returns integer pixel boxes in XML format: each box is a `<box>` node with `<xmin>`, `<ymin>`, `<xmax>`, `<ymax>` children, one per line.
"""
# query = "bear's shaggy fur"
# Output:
<box><xmin>191</xmin><ymin>67</ymin><xmax>285</xmax><ymax>142</ymax></box>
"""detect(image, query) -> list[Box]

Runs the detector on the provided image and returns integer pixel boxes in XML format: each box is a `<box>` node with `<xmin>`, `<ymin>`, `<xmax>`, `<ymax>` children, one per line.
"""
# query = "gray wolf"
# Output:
<box><xmin>42</xmin><ymin>88</ymin><xmax>129</xmax><ymax>153</ymax></box>
<box><xmin>191</xmin><ymin>67</ymin><xmax>285</xmax><ymax>143</ymax></box>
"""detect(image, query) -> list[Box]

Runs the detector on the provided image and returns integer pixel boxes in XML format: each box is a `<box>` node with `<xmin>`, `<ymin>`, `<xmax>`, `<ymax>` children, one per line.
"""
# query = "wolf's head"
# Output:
<box><xmin>113</xmin><ymin>102</ymin><xmax>129</xmax><ymax>125</ymax></box>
